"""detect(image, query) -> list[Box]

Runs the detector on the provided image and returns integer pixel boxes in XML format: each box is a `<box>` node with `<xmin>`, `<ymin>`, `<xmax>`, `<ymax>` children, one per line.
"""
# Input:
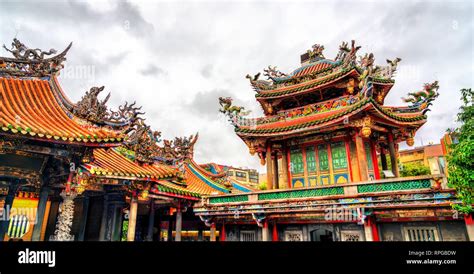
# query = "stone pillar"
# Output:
<box><xmin>127</xmin><ymin>196</ymin><xmax>138</xmax><ymax>242</ymax></box>
<box><xmin>167</xmin><ymin>218</ymin><xmax>173</xmax><ymax>242</ymax></box>
<box><xmin>272</xmin><ymin>153</ymin><xmax>279</xmax><ymax>190</ymax></box>
<box><xmin>147</xmin><ymin>201</ymin><xmax>155</xmax><ymax>241</ymax></box>
<box><xmin>77</xmin><ymin>195</ymin><xmax>89</xmax><ymax>241</ymax></box>
<box><xmin>355</xmin><ymin>135</ymin><xmax>369</xmax><ymax>181</ymax></box>
<box><xmin>281</xmin><ymin>148</ymin><xmax>289</xmax><ymax>189</ymax></box>
<box><xmin>465</xmin><ymin>214</ymin><xmax>474</xmax><ymax>241</ymax></box>
<box><xmin>272</xmin><ymin>222</ymin><xmax>278</xmax><ymax>242</ymax></box>
<box><xmin>262</xmin><ymin>221</ymin><xmax>269</xmax><ymax>241</ymax></box>
<box><xmin>380</xmin><ymin>148</ymin><xmax>388</xmax><ymax>171</ymax></box>
<box><xmin>99</xmin><ymin>193</ymin><xmax>109</xmax><ymax>241</ymax></box>
<box><xmin>0</xmin><ymin>180</ymin><xmax>19</xmax><ymax>241</ymax></box>
<box><xmin>388</xmin><ymin>133</ymin><xmax>400</xmax><ymax>177</ymax></box>
<box><xmin>110</xmin><ymin>202</ymin><xmax>125</xmax><ymax>242</ymax></box>
<box><xmin>210</xmin><ymin>223</ymin><xmax>216</xmax><ymax>242</ymax></box>
<box><xmin>266</xmin><ymin>145</ymin><xmax>273</xmax><ymax>190</ymax></box>
<box><xmin>198</xmin><ymin>229</ymin><xmax>204</xmax><ymax>242</ymax></box>
<box><xmin>31</xmin><ymin>186</ymin><xmax>50</xmax><ymax>241</ymax></box>
<box><xmin>175</xmin><ymin>206</ymin><xmax>182</xmax><ymax>242</ymax></box>
<box><xmin>53</xmin><ymin>191</ymin><xmax>77</xmax><ymax>241</ymax></box>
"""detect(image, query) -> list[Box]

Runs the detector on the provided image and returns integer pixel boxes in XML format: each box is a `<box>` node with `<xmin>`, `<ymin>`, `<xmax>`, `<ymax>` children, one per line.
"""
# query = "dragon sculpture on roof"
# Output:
<box><xmin>402</xmin><ymin>81</ymin><xmax>439</xmax><ymax>114</ymax></box>
<box><xmin>72</xmin><ymin>86</ymin><xmax>145</xmax><ymax>129</ymax></box>
<box><xmin>1</xmin><ymin>38</ymin><xmax>72</xmax><ymax>76</ymax></box>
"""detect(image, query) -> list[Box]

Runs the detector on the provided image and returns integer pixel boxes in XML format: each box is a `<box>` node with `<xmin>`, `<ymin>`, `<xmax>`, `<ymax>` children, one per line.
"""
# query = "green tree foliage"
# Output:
<box><xmin>258</xmin><ymin>181</ymin><xmax>267</xmax><ymax>190</ymax></box>
<box><xmin>447</xmin><ymin>88</ymin><xmax>474</xmax><ymax>213</ymax></box>
<box><xmin>400</xmin><ymin>162</ymin><xmax>431</xmax><ymax>177</ymax></box>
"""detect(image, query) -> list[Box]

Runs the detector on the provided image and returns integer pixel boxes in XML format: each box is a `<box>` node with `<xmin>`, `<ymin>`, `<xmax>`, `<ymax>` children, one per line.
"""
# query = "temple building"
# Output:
<box><xmin>1</xmin><ymin>38</ymin><xmax>472</xmax><ymax>242</ymax></box>
<box><xmin>195</xmin><ymin>40</ymin><xmax>473</xmax><ymax>241</ymax></box>
<box><xmin>0</xmin><ymin>39</ymin><xmax>249</xmax><ymax>242</ymax></box>
<box><xmin>0</xmin><ymin>39</ymin><xmax>133</xmax><ymax>241</ymax></box>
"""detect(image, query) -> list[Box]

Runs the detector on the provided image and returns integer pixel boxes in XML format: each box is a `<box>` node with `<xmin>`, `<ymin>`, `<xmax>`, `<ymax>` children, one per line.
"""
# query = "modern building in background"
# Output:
<box><xmin>399</xmin><ymin>144</ymin><xmax>447</xmax><ymax>175</ymax></box>
<box><xmin>221</xmin><ymin>165</ymin><xmax>259</xmax><ymax>187</ymax></box>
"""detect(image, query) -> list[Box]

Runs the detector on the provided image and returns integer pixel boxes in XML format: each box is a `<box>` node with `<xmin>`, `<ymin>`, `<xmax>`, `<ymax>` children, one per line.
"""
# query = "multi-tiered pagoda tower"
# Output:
<box><xmin>220</xmin><ymin>40</ymin><xmax>438</xmax><ymax>189</ymax></box>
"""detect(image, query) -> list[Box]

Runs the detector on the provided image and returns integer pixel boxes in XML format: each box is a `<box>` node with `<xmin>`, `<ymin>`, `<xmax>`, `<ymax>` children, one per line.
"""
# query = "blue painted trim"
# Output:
<box><xmin>187</xmin><ymin>163</ymin><xmax>230</xmax><ymax>193</ymax></box>
<box><xmin>231</xmin><ymin>181</ymin><xmax>252</xmax><ymax>193</ymax></box>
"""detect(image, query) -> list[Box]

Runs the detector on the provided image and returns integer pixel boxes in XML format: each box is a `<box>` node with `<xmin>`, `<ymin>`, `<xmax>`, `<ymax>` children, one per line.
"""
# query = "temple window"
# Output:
<box><xmin>305</xmin><ymin>146</ymin><xmax>317</xmax><ymax>172</ymax></box>
<box><xmin>290</xmin><ymin>149</ymin><xmax>304</xmax><ymax>174</ymax></box>
<box><xmin>331</xmin><ymin>142</ymin><xmax>347</xmax><ymax>169</ymax></box>
<box><xmin>317</xmin><ymin>145</ymin><xmax>329</xmax><ymax>171</ymax></box>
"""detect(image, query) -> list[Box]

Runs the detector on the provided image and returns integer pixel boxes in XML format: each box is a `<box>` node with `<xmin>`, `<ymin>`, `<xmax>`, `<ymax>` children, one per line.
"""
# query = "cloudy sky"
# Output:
<box><xmin>1</xmin><ymin>0</ymin><xmax>472</xmax><ymax>171</ymax></box>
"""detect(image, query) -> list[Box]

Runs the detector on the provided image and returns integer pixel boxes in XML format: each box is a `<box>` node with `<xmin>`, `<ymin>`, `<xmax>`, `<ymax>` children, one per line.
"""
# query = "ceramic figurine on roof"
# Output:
<box><xmin>123</xmin><ymin>120</ymin><xmax>162</xmax><ymax>164</ymax></box>
<box><xmin>218</xmin><ymin>97</ymin><xmax>251</xmax><ymax>125</ymax></box>
<box><xmin>3</xmin><ymin>38</ymin><xmax>57</xmax><ymax>61</ymax></box>
<box><xmin>71</xmin><ymin>86</ymin><xmax>145</xmax><ymax>128</ymax></box>
<box><xmin>0</xmin><ymin>38</ymin><xmax>72</xmax><ymax>77</ymax></box>
<box><xmin>402</xmin><ymin>81</ymin><xmax>439</xmax><ymax>114</ymax></box>
<box><xmin>306</xmin><ymin>43</ymin><xmax>325</xmax><ymax>62</ymax></box>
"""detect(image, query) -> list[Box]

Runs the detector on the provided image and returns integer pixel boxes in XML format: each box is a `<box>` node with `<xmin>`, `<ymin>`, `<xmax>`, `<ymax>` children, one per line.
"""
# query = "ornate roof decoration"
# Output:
<box><xmin>245</xmin><ymin>40</ymin><xmax>400</xmax><ymax>100</ymax></box>
<box><xmin>402</xmin><ymin>81</ymin><xmax>439</xmax><ymax>114</ymax></box>
<box><xmin>123</xmin><ymin>120</ymin><xmax>161</xmax><ymax>164</ymax></box>
<box><xmin>156</xmin><ymin>133</ymin><xmax>199</xmax><ymax>164</ymax></box>
<box><xmin>120</xmin><ymin>117</ymin><xmax>199</xmax><ymax>165</ymax></box>
<box><xmin>305</xmin><ymin>43</ymin><xmax>325</xmax><ymax>62</ymax></box>
<box><xmin>0</xmin><ymin>38</ymin><xmax>72</xmax><ymax>77</ymax></box>
<box><xmin>335</xmin><ymin>40</ymin><xmax>361</xmax><ymax>65</ymax></box>
<box><xmin>71</xmin><ymin>86</ymin><xmax>145</xmax><ymax>128</ymax></box>
<box><xmin>218</xmin><ymin>97</ymin><xmax>253</xmax><ymax>126</ymax></box>
<box><xmin>263</xmin><ymin>66</ymin><xmax>288</xmax><ymax>80</ymax></box>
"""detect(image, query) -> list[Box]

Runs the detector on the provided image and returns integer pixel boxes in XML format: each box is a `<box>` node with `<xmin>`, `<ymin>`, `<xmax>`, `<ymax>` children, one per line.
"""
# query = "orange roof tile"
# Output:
<box><xmin>184</xmin><ymin>160</ymin><xmax>228</xmax><ymax>195</ymax></box>
<box><xmin>0</xmin><ymin>77</ymin><xmax>124</xmax><ymax>145</ymax></box>
<box><xmin>86</xmin><ymin>148</ymin><xmax>177</xmax><ymax>179</ymax></box>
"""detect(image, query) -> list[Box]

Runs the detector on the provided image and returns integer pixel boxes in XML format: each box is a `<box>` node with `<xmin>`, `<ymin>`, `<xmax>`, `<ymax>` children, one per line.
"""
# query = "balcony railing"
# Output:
<box><xmin>203</xmin><ymin>175</ymin><xmax>446</xmax><ymax>205</ymax></box>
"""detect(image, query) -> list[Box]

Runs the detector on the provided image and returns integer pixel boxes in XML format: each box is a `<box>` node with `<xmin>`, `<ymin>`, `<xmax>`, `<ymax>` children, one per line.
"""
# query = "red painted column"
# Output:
<box><xmin>220</xmin><ymin>223</ymin><xmax>226</xmax><ymax>242</ymax></box>
<box><xmin>272</xmin><ymin>222</ymin><xmax>278</xmax><ymax>242</ymax></box>
<box><xmin>465</xmin><ymin>213</ymin><xmax>474</xmax><ymax>241</ymax></box>
<box><xmin>370</xmin><ymin>217</ymin><xmax>380</xmax><ymax>241</ymax></box>
<box><xmin>371</xmin><ymin>141</ymin><xmax>381</xmax><ymax>179</ymax></box>
<box><xmin>364</xmin><ymin>216</ymin><xmax>380</xmax><ymax>241</ymax></box>
<box><xmin>286</xmin><ymin>149</ymin><xmax>292</xmax><ymax>188</ymax></box>
<box><xmin>345</xmin><ymin>138</ymin><xmax>353</xmax><ymax>182</ymax></box>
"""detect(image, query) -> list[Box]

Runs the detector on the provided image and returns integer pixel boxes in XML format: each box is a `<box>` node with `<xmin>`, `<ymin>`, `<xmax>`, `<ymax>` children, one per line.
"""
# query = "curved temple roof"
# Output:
<box><xmin>0</xmin><ymin>40</ymin><xmax>127</xmax><ymax>146</ymax></box>
<box><xmin>235</xmin><ymin>98</ymin><xmax>427</xmax><ymax>137</ymax></box>
<box><xmin>81</xmin><ymin>147</ymin><xmax>255</xmax><ymax>200</ymax></box>
<box><xmin>0</xmin><ymin>77</ymin><xmax>125</xmax><ymax>145</ymax></box>
<box><xmin>82</xmin><ymin>148</ymin><xmax>200</xmax><ymax>200</ymax></box>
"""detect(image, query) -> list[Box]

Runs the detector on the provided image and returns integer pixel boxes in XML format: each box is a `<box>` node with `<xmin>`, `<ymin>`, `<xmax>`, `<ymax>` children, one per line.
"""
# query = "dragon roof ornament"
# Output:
<box><xmin>123</xmin><ymin>120</ymin><xmax>162</xmax><ymax>164</ymax></box>
<box><xmin>71</xmin><ymin>86</ymin><xmax>146</xmax><ymax>128</ymax></box>
<box><xmin>121</xmin><ymin>117</ymin><xmax>199</xmax><ymax>165</ymax></box>
<box><xmin>156</xmin><ymin>133</ymin><xmax>199</xmax><ymax>164</ymax></box>
<box><xmin>402</xmin><ymin>81</ymin><xmax>439</xmax><ymax>114</ymax></box>
<box><xmin>245</xmin><ymin>40</ymin><xmax>401</xmax><ymax>94</ymax></box>
<box><xmin>0</xmin><ymin>38</ymin><xmax>72</xmax><ymax>77</ymax></box>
